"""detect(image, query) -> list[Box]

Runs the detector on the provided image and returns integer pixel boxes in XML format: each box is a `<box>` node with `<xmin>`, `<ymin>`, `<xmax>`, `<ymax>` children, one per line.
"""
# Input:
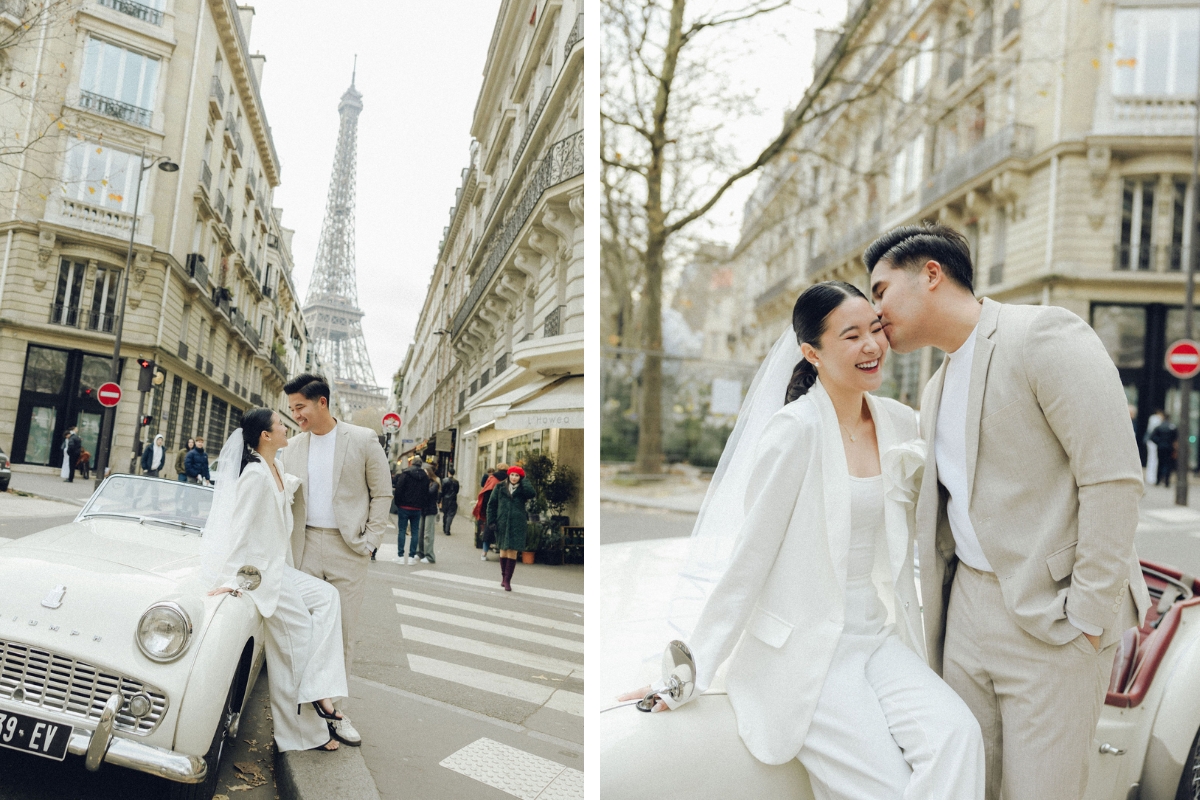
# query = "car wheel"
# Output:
<box><xmin>1177</xmin><ymin>725</ymin><xmax>1200</xmax><ymax>800</ymax></box>
<box><xmin>167</xmin><ymin>675</ymin><xmax>238</xmax><ymax>800</ymax></box>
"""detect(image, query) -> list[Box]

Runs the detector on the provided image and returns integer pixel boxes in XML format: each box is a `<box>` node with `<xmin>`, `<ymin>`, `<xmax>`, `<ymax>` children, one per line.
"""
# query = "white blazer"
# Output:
<box><xmin>686</xmin><ymin>380</ymin><xmax>925</xmax><ymax>765</ymax></box>
<box><xmin>217</xmin><ymin>458</ymin><xmax>302</xmax><ymax>618</ymax></box>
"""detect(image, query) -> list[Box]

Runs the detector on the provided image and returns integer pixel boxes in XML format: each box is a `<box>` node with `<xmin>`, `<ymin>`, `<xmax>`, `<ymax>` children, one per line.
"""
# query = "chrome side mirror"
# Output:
<box><xmin>637</xmin><ymin>640</ymin><xmax>696</xmax><ymax>711</ymax></box>
<box><xmin>236</xmin><ymin>566</ymin><xmax>262</xmax><ymax>591</ymax></box>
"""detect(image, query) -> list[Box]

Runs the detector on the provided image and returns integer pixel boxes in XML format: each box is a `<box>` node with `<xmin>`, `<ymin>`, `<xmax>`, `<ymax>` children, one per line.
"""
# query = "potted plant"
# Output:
<box><xmin>522</xmin><ymin>519</ymin><xmax>542</xmax><ymax>564</ymax></box>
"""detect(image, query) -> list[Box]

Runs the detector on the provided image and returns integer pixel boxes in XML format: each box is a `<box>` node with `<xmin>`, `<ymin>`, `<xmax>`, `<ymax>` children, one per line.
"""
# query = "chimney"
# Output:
<box><xmin>813</xmin><ymin>28</ymin><xmax>841</xmax><ymax>74</ymax></box>
<box><xmin>237</xmin><ymin>5</ymin><xmax>255</xmax><ymax>41</ymax></box>
<box><xmin>250</xmin><ymin>53</ymin><xmax>265</xmax><ymax>85</ymax></box>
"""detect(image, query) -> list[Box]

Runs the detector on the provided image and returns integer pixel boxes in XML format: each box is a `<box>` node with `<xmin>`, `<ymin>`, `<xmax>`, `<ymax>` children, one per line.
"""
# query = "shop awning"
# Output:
<box><xmin>496</xmin><ymin>376</ymin><xmax>583</xmax><ymax>430</ymax></box>
<box><xmin>466</xmin><ymin>375</ymin><xmax>559</xmax><ymax>427</ymax></box>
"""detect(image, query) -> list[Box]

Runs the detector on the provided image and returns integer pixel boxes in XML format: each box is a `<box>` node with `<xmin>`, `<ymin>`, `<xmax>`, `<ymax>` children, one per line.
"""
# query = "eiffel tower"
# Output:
<box><xmin>302</xmin><ymin>61</ymin><xmax>383</xmax><ymax>412</ymax></box>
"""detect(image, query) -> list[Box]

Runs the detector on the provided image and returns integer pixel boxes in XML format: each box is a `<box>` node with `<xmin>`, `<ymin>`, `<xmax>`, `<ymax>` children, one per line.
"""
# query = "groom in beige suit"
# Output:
<box><xmin>282</xmin><ymin>374</ymin><xmax>392</xmax><ymax>679</ymax></box>
<box><xmin>866</xmin><ymin>224</ymin><xmax>1151</xmax><ymax>800</ymax></box>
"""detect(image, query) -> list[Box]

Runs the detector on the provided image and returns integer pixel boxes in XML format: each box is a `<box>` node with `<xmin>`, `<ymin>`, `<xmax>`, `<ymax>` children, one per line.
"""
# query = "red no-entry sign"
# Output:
<box><xmin>1166</xmin><ymin>340</ymin><xmax>1200</xmax><ymax>380</ymax></box>
<box><xmin>382</xmin><ymin>412</ymin><xmax>401</xmax><ymax>431</ymax></box>
<box><xmin>97</xmin><ymin>382</ymin><xmax>122</xmax><ymax>407</ymax></box>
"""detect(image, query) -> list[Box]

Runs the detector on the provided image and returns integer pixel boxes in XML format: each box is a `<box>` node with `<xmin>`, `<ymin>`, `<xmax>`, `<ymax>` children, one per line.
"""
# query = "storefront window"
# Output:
<box><xmin>78</xmin><ymin>354</ymin><xmax>113</xmax><ymax>399</ymax></box>
<box><xmin>1093</xmin><ymin>305</ymin><xmax>1146</xmax><ymax>368</ymax></box>
<box><xmin>22</xmin><ymin>346</ymin><xmax>68</xmax><ymax>394</ymax></box>
<box><xmin>477</xmin><ymin>443</ymin><xmax>493</xmax><ymax>479</ymax></box>
<box><xmin>504</xmin><ymin>429</ymin><xmax>551</xmax><ymax>465</ymax></box>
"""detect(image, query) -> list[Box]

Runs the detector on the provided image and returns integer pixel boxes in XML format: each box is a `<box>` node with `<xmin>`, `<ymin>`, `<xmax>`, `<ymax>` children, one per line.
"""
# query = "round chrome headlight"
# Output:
<box><xmin>136</xmin><ymin>602</ymin><xmax>192</xmax><ymax>662</ymax></box>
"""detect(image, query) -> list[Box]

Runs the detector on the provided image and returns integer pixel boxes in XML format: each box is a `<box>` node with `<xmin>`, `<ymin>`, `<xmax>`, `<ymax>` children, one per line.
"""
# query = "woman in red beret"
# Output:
<box><xmin>486</xmin><ymin>464</ymin><xmax>535</xmax><ymax>590</ymax></box>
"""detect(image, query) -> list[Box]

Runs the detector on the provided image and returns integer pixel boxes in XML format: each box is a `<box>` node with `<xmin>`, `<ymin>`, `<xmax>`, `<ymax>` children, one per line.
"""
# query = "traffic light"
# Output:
<box><xmin>137</xmin><ymin>358</ymin><xmax>156</xmax><ymax>392</ymax></box>
<box><xmin>140</xmin><ymin>415</ymin><xmax>153</xmax><ymax>427</ymax></box>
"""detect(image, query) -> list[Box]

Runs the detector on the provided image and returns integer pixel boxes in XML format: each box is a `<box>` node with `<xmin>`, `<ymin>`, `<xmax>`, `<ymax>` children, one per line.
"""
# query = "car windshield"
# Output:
<box><xmin>77</xmin><ymin>475</ymin><xmax>213</xmax><ymax>531</ymax></box>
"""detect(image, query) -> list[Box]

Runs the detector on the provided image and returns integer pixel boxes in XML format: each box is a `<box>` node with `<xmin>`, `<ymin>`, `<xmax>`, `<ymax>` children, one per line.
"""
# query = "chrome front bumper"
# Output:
<box><xmin>36</xmin><ymin>694</ymin><xmax>206</xmax><ymax>784</ymax></box>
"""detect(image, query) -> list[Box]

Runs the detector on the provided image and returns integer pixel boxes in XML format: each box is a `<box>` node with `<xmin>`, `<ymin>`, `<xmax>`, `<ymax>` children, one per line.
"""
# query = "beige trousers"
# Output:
<box><xmin>300</xmin><ymin>525</ymin><xmax>369</xmax><ymax>680</ymax></box>
<box><xmin>944</xmin><ymin>563</ymin><xmax>1115</xmax><ymax>800</ymax></box>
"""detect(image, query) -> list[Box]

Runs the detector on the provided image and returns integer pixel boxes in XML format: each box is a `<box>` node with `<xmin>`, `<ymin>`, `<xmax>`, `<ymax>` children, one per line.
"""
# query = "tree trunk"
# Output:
<box><xmin>633</xmin><ymin>0</ymin><xmax>686</xmax><ymax>475</ymax></box>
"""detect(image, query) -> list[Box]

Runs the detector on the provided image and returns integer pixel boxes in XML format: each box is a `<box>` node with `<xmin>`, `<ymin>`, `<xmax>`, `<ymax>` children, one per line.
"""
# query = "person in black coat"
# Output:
<box><xmin>1150</xmin><ymin>413</ymin><xmax>1180</xmax><ymax>487</ymax></box>
<box><xmin>64</xmin><ymin>427</ymin><xmax>82</xmax><ymax>483</ymax></box>
<box><xmin>184</xmin><ymin>439</ymin><xmax>211</xmax><ymax>484</ymax></box>
<box><xmin>440</xmin><ymin>469</ymin><xmax>460</xmax><ymax>536</ymax></box>
<box><xmin>140</xmin><ymin>433</ymin><xmax>167</xmax><ymax>477</ymax></box>
<box><xmin>392</xmin><ymin>459</ymin><xmax>429</xmax><ymax>564</ymax></box>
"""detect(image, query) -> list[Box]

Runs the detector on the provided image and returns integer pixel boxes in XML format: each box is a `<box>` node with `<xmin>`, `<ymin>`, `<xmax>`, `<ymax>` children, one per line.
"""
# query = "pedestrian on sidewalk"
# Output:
<box><xmin>185</xmin><ymin>438</ymin><xmax>211</xmax><ymax>484</ymax></box>
<box><xmin>77</xmin><ymin>447</ymin><xmax>91</xmax><ymax>480</ymax></box>
<box><xmin>62</xmin><ymin>427</ymin><xmax>81</xmax><ymax>483</ymax></box>
<box><xmin>141</xmin><ymin>433</ymin><xmax>167</xmax><ymax>477</ymax></box>
<box><xmin>440</xmin><ymin>468</ymin><xmax>459</xmax><ymax>536</ymax></box>
<box><xmin>393</xmin><ymin>456</ymin><xmax>429</xmax><ymax>564</ymax></box>
<box><xmin>474</xmin><ymin>464</ymin><xmax>507</xmax><ymax>561</ymax></box>
<box><xmin>280</xmin><ymin>373</ymin><xmax>393</xmax><ymax>682</ymax></box>
<box><xmin>420</xmin><ymin>460</ymin><xmax>440</xmax><ymax>564</ymax></box>
<box><xmin>1151</xmin><ymin>412</ymin><xmax>1179</xmax><ymax>487</ymax></box>
<box><xmin>487</xmin><ymin>464</ymin><xmax>535</xmax><ymax>592</ymax></box>
<box><xmin>480</xmin><ymin>467</ymin><xmax>494</xmax><ymax>488</ymax></box>
<box><xmin>1145</xmin><ymin>409</ymin><xmax>1164</xmax><ymax>484</ymax></box>
<box><xmin>175</xmin><ymin>438</ymin><xmax>195</xmax><ymax>482</ymax></box>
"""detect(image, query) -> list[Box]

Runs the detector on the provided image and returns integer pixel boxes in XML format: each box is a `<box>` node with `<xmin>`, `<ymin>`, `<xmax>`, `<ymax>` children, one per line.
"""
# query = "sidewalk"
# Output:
<box><xmin>7</xmin><ymin>464</ymin><xmax>101</xmax><ymax>506</ymax></box>
<box><xmin>599</xmin><ymin>462</ymin><xmax>711</xmax><ymax>513</ymax></box>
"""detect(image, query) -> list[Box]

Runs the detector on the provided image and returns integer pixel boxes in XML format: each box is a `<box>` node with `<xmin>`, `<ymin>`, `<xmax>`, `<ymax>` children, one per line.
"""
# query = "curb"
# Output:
<box><xmin>6</xmin><ymin>488</ymin><xmax>88</xmax><ymax>508</ymax></box>
<box><xmin>599</xmin><ymin>490</ymin><xmax>704</xmax><ymax>514</ymax></box>
<box><xmin>275</xmin><ymin>742</ymin><xmax>380</xmax><ymax>800</ymax></box>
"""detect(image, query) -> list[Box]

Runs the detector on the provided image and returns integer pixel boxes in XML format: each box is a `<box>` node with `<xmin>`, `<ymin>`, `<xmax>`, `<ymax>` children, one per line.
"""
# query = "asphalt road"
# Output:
<box><xmin>600</xmin><ymin>502</ymin><xmax>696</xmax><ymax>544</ymax></box>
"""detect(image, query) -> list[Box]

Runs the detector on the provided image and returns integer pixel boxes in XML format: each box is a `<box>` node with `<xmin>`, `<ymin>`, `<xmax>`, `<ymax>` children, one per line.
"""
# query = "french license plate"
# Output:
<box><xmin>0</xmin><ymin>708</ymin><xmax>70</xmax><ymax>761</ymax></box>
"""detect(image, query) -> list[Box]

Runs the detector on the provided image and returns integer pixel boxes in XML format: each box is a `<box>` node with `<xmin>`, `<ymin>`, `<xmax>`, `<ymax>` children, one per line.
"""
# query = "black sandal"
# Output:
<box><xmin>311</xmin><ymin>701</ymin><xmax>362</xmax><ymax>747</ymax></box>
<box><xmin>310</xmin><ymin>738</ymin><xmax>339</xmax><ymax>751</ymax></box>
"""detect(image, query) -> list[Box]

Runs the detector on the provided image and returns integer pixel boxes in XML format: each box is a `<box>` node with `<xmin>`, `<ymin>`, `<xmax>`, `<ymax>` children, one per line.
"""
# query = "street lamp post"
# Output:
<box><xmin>92</xmin><ymin>148</ymin><xmax>178</xmax><ymax>488</ymax></box>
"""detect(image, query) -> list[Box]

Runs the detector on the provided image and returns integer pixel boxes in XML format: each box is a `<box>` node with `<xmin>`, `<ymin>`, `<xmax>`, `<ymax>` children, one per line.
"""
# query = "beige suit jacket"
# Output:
<box><xmin>917</xmin><ymin>298</ymin><xmax>1151</xmax><ymax>675</ymax></box>
<box><xmin>282</xmin><ymin>420</ymin><xmax>393</xmax><ymax>564</ymax></box>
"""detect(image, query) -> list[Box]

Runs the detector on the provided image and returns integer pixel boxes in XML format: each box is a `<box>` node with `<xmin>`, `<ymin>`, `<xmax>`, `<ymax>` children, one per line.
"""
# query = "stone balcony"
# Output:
<box><xmin>1094</xmin><ymin>95</ymin><xmax>1197</xmax><ymax>137</ymax></box>
<box><xmin>44</xmin><ymin>197</ymin><xmax>153</xmax><ymax>245</ymax></box>
<box><xmin>920</xmin><ymin>123</ymin><xmax>1035</xmax><ymax>210</ymax></box>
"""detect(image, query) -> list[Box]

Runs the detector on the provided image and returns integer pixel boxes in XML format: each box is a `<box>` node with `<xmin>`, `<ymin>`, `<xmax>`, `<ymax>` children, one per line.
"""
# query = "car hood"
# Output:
<box><xmin>0</xmin><ymin>519</ymin><xmax>219</xmax><ymax>683</ymax></box>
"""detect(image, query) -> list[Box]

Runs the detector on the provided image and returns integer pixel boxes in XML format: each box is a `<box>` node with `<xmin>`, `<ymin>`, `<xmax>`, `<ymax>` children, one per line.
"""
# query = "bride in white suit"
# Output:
<box><xmin>622</xmin><ymin>282</ymin><xmax>984</xmax><ymax>799</ymax></box>
<box><xmin>203</xmin><ymin>408</ymin><xmax>361</xmax><ymax>752</ymax></box>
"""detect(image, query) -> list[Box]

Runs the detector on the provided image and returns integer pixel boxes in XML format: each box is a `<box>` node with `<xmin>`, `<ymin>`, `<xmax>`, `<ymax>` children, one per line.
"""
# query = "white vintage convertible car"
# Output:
<box><xmin>0</xmin><ymin>475</ymin><xmax>265</xmax><ymax>800</ymax></box>
<box><xmin>599</xmin><ymin>538</ymin><xmax>1200</xmax><ymax>800</ymax></box>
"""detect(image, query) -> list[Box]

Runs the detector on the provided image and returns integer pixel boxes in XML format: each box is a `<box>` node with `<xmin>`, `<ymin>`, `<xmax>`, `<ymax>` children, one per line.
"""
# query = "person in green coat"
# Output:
<box><xmin>486</xmin><ymin>465</ymin><xmax>535</xmax><ymax>591</ymax></box>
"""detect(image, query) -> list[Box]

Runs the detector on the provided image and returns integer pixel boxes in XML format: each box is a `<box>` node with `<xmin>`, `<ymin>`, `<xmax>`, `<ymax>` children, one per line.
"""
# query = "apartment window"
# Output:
<box><xmin>1113</xmin><ymin>7</ymin><xmax>1200</xmax><ymax>96</ymax></box>
<box><xmin>166</xmin><ymin>375</ymin><xmax>182</xmax><ymax>448</ymax></box>
<box><xmin>973</xmin><ymin>5</ymin><xmax>994</xmax><ymax>63</ymax></box>
<box><xmin>181</xmin><ymin>383</ymin><xmax>198</xmax><ymax>442</ymax></box>
<box><xmin>899</xmin><ymin>33</ymin><xmax>934</xmax><ymax>102</ymax></box>
<box><xmin>51</xmin><ymin>258</ymin><xmax>85</xmax><ymax>327</ymax></box>
<box><xmin>1118</xmin><ymin>178</ymin><xmax>1156</xmax><ymax>270</ymax></box>
<box><xmin>63</xmin><ymin>140</ymin><xmax>145</xmax><ymax>214</ymax></box>
<box><xmin>889</xmin><ymin>134</ymin><xmax>925</xmax><ymax>204</ymax></box>
<box><xmin>89</xmin><ymin>265</ymin><xmax>119</xmax><ymax>332</ymax></box>
<box><xmin>1171</xmin><ymin>179</ymin><xmax>1189</xmax><ymax>271</ymax></box>
<box><xmin>80</xmin><ymin>37</ymin><xmax>159</xmax><ymax>124</ymax></box>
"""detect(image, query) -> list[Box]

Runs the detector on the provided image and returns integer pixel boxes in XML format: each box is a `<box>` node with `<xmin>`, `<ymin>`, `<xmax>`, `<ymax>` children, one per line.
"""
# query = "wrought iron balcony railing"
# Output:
<box><xmin>49</xmin><ymin>303</ymin><xmax>80</xmax><ymax>328</ymax></box>
<box><xmin>177</xmin><ymin>341</ymin><xmax>189</xmax><ymax>360</ymax></box>
<box><xmin>565</xmin><ymin>11</ymin><xmax>583</xmax><ymax>59</ymax></box>
<box><xmin>452</xmin><ymin>130</ymin><xmax>583</xmax><ymax>337</ymax></box>
<box><xmin>920</xmin><ymin>123</ymin><xmax>1034</xmax><ymax>209</ymax></box>
<box><xmin>543</xmin><ymin>305</ymin><xmax>564</xmax><ymax>338</ymax></box>
<box><xmin>185</xmin><ymin>253</ymin><xmax>208</xmax><ymax>287</ymax></box>
<box><xmin>514</xmin><ymin>87</ymin><xmax>551</xmax><ymax>166</ymax></box>
<box><xmin>78</xmin><ymin>90</ymin><xmax>152</xmax><ymax>127</ymax></box>
<box><xmin>495</xmin><ymin>353</ymin><xmax>508</xmax><ymax>375</ymax></box>
<box><xmin>85</xmin><ymin>310</ymin><xmax>115</xmax><ymax>333</ymax></box>
<box><xmin>215</xmin><ymin>190</ymin><xmax>226</xmax><ymax>216</ymax></box>
<box><xmin>97</xmin><ymin>0</ymin><xmax>162</xmax><ymax>25</ymax></box>
<box><xmin>210</xmin><ymin>75</ymin><xmax>223</xmax><ymax>102</ymax></box>
<box><xmin>269</xmin><ymin>351</ymin><xmax>286</xmax><ymax>378</ymax></box>
<box><xmin>224</xmin><ymin>206</ymin><xmax>232</xmax><ymax>228</ymax></box>
<box><xmin>201</xmin><ymin>161</ymin><xmax>212</xmax><ymax>191</ymax></box>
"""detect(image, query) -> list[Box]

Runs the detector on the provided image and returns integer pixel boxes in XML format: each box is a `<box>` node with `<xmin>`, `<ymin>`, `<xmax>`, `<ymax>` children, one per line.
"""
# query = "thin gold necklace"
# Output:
<box><xmin>839</xmin><ymin>419</ymin><xmax>867</xmax><ymax>443</ymax></box>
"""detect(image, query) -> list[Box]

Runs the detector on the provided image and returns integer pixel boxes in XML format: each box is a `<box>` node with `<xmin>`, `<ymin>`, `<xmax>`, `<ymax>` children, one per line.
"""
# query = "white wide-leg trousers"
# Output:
<box><xmin>264</xmin><ymin>566</ymin><xmax>349</xmax><ymax>752</ymax></box>
<box><xmin>798</xmin><ymin>633</ymin><xmax>985</xmax><ymax>800</ymax></box>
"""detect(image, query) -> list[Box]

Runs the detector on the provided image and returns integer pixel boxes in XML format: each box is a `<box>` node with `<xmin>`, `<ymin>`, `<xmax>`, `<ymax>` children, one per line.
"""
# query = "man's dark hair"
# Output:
<box><xmin>284</xmin><ymin>373</ymin><xmax>331</xmax><ymax>404</ymax></box>
<box><xmin>863</xmin><ymin>223</ymin><xmax>974</xmax><ymax>293</ymax></box>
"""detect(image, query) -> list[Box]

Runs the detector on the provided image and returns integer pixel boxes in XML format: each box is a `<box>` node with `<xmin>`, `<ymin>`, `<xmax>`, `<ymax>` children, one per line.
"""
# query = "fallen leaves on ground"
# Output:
<box><xmin>233</xmin><ymin>760</ymin><xmax>269</xmax><ymax>787</ymax></box>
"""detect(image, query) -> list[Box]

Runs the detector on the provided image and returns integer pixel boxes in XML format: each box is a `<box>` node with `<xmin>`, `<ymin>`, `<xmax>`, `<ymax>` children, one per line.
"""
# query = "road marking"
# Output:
<box><xmin>392</xmin><ymin>588</ymin><xmax>584</xmax><ymax>634</ymax></box>
<box><xmin>440</xmin><ymin>737</ymin><xmax>583</xmax><ymax>800</ymax></box>
<box><xmin>401</xmin><ymin>625</ymin><xmax>584</xmax><ymax>679</ymax></box>
<box><xmin>410</xmin><ymin>655</ymin><xmax>583</xmax><ymax>716</ymax></box>
<box><xmin>410</xmin><ymin>569</ymin><xmax>583</xmax><ymax>604</ymax></box>
<box><xmin>395</xmin><ymin>604</ymin><xmax>583</xmax><ymax>653</ymax></box>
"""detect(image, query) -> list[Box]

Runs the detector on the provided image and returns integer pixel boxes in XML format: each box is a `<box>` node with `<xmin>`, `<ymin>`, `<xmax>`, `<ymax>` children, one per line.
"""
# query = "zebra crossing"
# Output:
<box><xmin>391</xmin><ymin>569</ymin><xmax>584</xmax><ymax>721</ymax></box>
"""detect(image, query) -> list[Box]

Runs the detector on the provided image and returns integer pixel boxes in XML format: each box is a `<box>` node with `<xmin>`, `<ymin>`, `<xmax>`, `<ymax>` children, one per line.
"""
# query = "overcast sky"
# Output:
<box><xmin>249</xmin><ymin>0</ymin><xmax>501</xmax><ymax>389</ymax></box>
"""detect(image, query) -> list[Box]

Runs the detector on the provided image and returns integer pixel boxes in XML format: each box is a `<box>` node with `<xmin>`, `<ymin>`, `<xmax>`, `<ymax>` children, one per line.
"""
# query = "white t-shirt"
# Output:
<box><xmin>306</xmin><ymin>424</ymin><xmax>339</xmax><ymax>528</ymax></box>
<box><xmin>935</xmin><ymin>326</ymin><xmax>992</xmax><ymax>573</ymax></box>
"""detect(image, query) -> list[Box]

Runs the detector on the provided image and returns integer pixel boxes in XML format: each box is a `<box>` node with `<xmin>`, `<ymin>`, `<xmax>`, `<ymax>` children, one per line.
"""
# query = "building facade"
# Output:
<box><xmin>716</xmin><ymin>0</ymin><xmax>1200</xmax><ymax>447</ymax></box>
<box><xmin>0</xmin><ymin>0</ymin><xmax>310</xmax><ymax>471</ymax></box>
<box><xmin>395</xmin><ymin>0</ymin><xmax>584</xmax><ymax>522</ymax></box>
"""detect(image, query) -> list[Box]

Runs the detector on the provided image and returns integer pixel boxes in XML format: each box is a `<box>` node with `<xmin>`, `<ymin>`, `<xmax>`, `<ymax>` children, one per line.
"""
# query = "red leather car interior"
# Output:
<box><xmin>1105</xmin><ymin>561</ymin><xmax>1200</xmax><ymax>708</ymax></box>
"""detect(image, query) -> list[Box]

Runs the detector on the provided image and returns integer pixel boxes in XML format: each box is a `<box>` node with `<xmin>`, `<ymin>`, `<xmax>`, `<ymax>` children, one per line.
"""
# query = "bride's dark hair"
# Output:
<box><xmin>239</xmin><ymin>407</ymin><xmax>275</xmax><ymax>475</ymax></box>
<box><xmin>785</xmin><ymin>281</ymin><xmax>870</xmax><ymax>403</ymax></box>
